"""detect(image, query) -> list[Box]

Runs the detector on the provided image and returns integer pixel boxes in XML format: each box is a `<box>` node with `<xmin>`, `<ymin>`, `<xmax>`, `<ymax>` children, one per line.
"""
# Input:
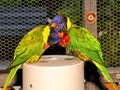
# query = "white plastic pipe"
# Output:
<box><xmin>23</xmin><ymin>55</ymin><xmax>84</xmax><ymax>90</ymax></box>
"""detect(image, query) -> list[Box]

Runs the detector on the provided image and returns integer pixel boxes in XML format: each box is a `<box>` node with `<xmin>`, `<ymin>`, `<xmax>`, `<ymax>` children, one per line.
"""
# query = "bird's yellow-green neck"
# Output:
<box><xmin>66</xmin><ymin>17</ymin><xmax>72</xmax><ymax>30</ymax></box>
<box><xmin>42</xmin><ymin>25</ymin><xmax>50</xmax><ymax>44</ymax></box>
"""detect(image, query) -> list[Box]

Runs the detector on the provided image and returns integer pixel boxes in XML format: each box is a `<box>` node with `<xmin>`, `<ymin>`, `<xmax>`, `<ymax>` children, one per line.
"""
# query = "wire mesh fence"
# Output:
<box><xmin>0</xmin><ymin>0</ymin><xmax>119</xmax><ymax>69</ymax></box>
<box><xmin>97</xmin><ymin>0</ymin><xmax>120</xmax><ymax>67</ymax></box>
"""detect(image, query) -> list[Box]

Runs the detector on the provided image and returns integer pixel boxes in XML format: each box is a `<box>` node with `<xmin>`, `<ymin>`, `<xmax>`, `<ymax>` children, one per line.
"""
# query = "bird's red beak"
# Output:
<box><xmin>59</xmin><ymin>34</ymin><xmax>70</xmax><ymax>47</ymax></box>
<box><xmin>51</xmin><ymin>22</ymin><xmax>57</xmax><ymax>28</ymax></box>
<box><xmin>58</xmin><ymin>32</ymin><xmax>64</xmax><ymax>38</ymax></box>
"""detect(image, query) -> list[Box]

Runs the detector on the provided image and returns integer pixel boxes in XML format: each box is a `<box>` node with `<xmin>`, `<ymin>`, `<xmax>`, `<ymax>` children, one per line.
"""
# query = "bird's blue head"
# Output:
<box><xmin>51</xmin><ymin>15</ymin><xmax>67</xmax><ymax>32</ymax></box>
<box><xmin>48</xmin><ymin>15</ymin><xmax>71</xmax><ymax>45</ymax></box>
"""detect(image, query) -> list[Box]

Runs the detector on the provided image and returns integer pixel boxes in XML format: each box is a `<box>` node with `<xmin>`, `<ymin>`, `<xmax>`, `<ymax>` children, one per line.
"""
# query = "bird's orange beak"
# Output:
<box><xmin>58</xmin><ymin>32</ymin><xmax>64</xmax><ymax>38</ymax></box>
<box><xmin>51</xmin><ymin>22</ymin><xmax>57</xmax><ymax>28</ymax></box>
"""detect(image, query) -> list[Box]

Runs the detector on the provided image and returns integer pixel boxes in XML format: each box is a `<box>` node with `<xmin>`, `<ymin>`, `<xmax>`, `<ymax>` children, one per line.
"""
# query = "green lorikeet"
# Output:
<box><xmin>51</xmin><ymin>15</ymin><xmax>117</xmax><ymax>90</ymax></box>
<box><xmin>2</xmin><ymin>24</ymin><xmax>58</xmax><ymax>90</ymax></box>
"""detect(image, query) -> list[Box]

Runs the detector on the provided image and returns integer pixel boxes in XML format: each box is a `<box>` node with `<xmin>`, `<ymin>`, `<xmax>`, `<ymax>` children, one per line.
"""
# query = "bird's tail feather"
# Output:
<box><xmin>3</xmin><ymin>64</ymin><xmax>21</xmax><ymax>90</ymax></box>
<box><xmin>92</xmin><ymin>61</ymin><xmax>117</xmax><ymax>90</ymax></box>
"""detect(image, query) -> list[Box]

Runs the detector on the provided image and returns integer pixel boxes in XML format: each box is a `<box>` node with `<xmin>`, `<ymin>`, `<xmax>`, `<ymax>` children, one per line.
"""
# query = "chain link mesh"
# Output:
<box><xmin>0</xmin><ymin>0</ymin><xmax>119</xmax><ymax>68</ymax></box>
<box><xmin>0</xmin><ymin>0</ymin><xmax>82</xmax><ymax>69</ymax></box>
<box><xmin>97</xmin><ymin>0</ymin><xmax>120</xmax><ymax>67</ymax></box>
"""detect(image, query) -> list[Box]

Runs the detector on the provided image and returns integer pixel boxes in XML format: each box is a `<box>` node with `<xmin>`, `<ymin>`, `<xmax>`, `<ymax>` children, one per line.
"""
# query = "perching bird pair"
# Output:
<box><xmin>3</xmin><ymin>15</ymin><xmax>116</xmax><ymax>90</ymax></box>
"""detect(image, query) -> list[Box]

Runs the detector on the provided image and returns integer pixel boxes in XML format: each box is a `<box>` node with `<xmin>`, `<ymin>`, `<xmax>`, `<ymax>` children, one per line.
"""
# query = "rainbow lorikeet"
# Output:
<box><xmin>3</xmin><ymin>24</ymin><xmax>59</xmax><ymax>90</ymax></box>
<box><xmin>50</xmin><ymin>15</ymin><xmax>117</xmax><ymax>90</ymax></box>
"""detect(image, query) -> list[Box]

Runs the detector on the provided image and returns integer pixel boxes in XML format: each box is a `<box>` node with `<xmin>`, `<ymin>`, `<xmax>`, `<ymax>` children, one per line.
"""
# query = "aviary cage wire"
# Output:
<box><xmin>0</xmin><ymin>0</ymin><xmax>119</xmax><ymax>69</ymax></box>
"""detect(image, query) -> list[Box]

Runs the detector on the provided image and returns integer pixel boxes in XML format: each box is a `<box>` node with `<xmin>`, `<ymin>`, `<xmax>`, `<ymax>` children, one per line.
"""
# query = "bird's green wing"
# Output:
<box><xmin>67</xmin><ymin>24</ymin><xmax>116</xmax><ymax>90</ymax></box>
<box><xmin>7</xmin><ymin>25</ymin><xmax>50</xmax><ymax>69</ymax></box>
<box><xmin>67</xmin><ymin>24</ymin><xmax>104</xmax><ymax>65</ymax></box>
<box><xmin>3</xmin><ymin>25</ymin><xmax>50</xmax><ymax>90</ymax></box>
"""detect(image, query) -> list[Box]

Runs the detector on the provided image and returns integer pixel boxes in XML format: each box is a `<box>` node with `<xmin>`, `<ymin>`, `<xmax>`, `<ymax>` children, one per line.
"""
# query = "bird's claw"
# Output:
<box><xmin>44</xmin><ymin>43</ymin><xmax>50</xmax><ymax>49</ymax></box>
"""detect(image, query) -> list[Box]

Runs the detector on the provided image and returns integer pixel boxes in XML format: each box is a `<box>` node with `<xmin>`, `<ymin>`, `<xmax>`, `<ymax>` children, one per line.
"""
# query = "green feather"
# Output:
<box><xmin>67</xmin><ymin>24</ymin><xmax>116</xmax><ymax>90</ymax></box>
<box><xmin>3</xmin><ymin>25</ymin><xmax>50</xmax><ymax>89</ymax></box>
<box><xmin>7</xmin><ymin>25</ymin><xmax>50</xmax><ymax>69</ymax></box>
<box><xmin>3</xmin><ymin>65</ymin><xmax>21</xmax><ymax>90</ymax></box>
<box><xmin>67</xmin><ymin>24</ymin><xmax>104</xmax><ymax>65</ymax></box>
<box><xmin>92</xmin><ymin>61</ymin><xmax>116</xmax><ymax>90</ymax></box>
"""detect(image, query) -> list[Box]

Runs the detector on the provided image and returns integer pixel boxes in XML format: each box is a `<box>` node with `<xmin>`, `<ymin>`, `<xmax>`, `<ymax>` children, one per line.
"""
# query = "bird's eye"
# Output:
<box><xmin>52</xmin><ymin>33</ymin><xmax>56</xmax><ymax>37</ymax></box>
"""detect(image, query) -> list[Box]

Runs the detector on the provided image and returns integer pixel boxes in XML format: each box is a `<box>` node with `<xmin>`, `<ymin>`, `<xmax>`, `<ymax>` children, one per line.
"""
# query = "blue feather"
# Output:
<box><xmin>52</xmin><ymin>15</ymin><xmax>67</xmax><ymax>32</ymax></box>
<box><xmin>48</xmin><ymin>28</ymin><xmax>60</xmax><ymax>45</ymax></box>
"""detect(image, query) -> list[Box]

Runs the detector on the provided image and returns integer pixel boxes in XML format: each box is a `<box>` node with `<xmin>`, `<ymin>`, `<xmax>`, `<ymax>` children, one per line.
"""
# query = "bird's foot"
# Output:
<box><xmin>44</xmin><ymin>43</ymin><xmax>50</xmax><ymax>49</ymax></box>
